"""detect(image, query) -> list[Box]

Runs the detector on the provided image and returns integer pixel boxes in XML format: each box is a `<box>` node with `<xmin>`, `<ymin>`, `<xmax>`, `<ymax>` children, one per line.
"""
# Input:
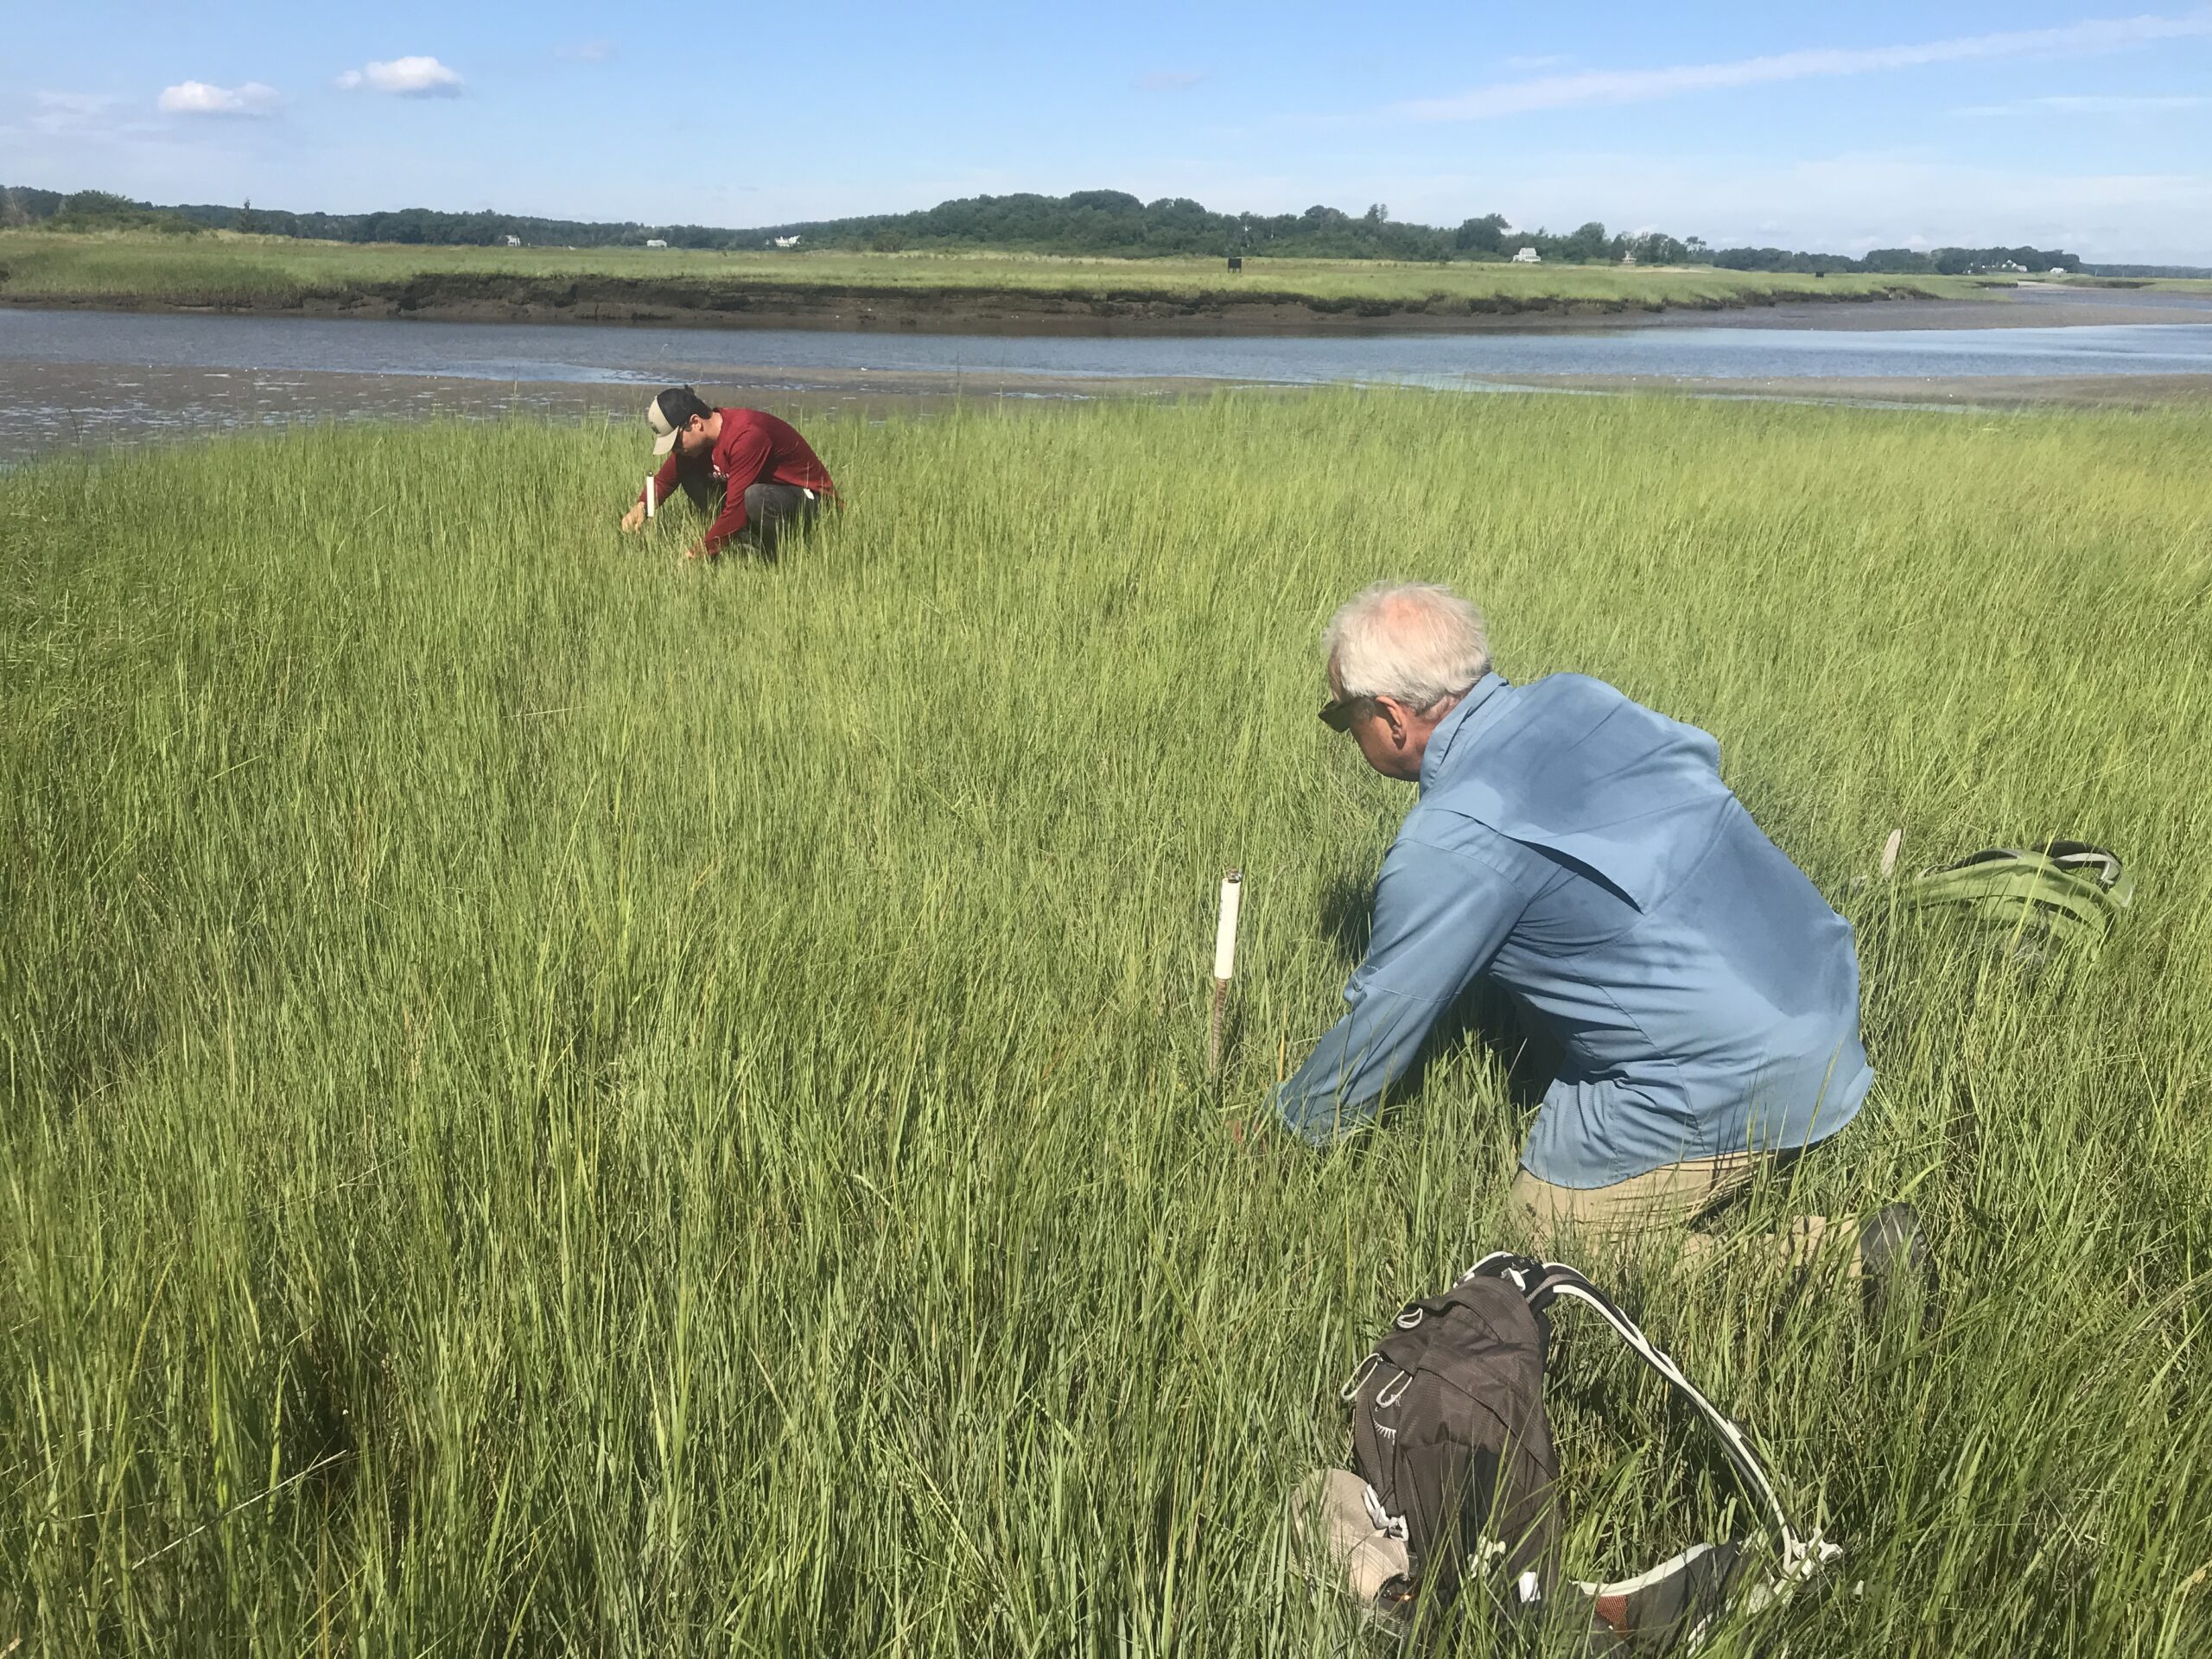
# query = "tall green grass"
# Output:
<box><xmin>3</xmin><ymin>393</ymin><xmax>2209</xmax><ymax>1654</ymax></box>
<box><xmin>0</xmin><ymin>229</ymin><xmax>1980</xmax><ymax>311</ymax></box>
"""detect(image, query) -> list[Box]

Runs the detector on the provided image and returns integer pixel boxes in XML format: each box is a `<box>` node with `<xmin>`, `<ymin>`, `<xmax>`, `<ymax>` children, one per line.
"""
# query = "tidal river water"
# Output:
<box><xmin>3</xmin><ymin>284</ymin><xmax>2209</xmax><ymax>465</ymax></box>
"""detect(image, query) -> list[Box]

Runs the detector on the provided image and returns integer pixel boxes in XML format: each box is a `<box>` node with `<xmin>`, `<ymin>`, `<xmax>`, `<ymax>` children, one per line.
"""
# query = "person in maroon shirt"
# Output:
<box><xmin>618</xmin><ymin>386</ymin><xmax>837</xmax><ymax>560</ymax></box>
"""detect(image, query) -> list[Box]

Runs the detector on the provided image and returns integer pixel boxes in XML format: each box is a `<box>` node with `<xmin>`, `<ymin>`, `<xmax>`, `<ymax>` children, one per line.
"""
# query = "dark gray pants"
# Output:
<box><xmin>738</xmin><ymin>482</ymin><xmax>823</xmax><ymax>557</ymax></box>
<box><xmin>671</xmin><ymin>470</ymin><xmax>824</xmax><ymax>557</ymax></box>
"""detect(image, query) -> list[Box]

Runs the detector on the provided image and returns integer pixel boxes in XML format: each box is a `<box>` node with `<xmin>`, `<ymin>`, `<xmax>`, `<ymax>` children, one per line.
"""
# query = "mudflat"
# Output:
<box><xmin>0</xmin><ymin>361</ymin><xmax>1227</xmax><ymax>466</ymax></box>
<box><xmin>10</xmin><ymin>355</ymin><xmax>2207</xmax><ymax>467</ymax></box>
<box><xmin>1674</xmin><ymin>283</ymin><xmax>2212</xmax><ymax>332</ymax></box>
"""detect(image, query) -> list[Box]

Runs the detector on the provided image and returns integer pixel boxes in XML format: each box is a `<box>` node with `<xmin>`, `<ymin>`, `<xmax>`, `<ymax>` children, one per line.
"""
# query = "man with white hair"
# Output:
<box><xmin>1280</xmin><ymin>581</ymin><xmax>1919</xmax><ymax>1270</ymax></box>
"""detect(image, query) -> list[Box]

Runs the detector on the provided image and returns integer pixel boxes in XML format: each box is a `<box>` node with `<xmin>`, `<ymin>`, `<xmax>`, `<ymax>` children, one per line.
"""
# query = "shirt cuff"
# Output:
<box><xmin>1272</xmin><ymin>1081</ymin><xmax>1378</xmax><ymax>1147</ymax></box>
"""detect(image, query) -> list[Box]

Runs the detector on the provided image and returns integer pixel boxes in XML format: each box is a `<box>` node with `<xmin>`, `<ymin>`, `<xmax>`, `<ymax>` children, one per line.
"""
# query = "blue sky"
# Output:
<box><xmin>4</xmin><ymin>3</ymin><xmax>2209</xmax><ymax>260</ymax></box>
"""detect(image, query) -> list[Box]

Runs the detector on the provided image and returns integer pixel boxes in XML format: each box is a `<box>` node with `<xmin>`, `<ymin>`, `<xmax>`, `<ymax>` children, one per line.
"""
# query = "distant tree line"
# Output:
<box><xmin>0</xmin><ymin>183</ymin><xmax>2084</xmax><ymax>274</ymax></box>
<box><xmin>1711</xmin><ymin>244</ymin><xmax>2082</xmax><ymax>276</ymax></box>
<box><xmin>716</xmin><ymin>194</ymin><xmax>1720</xmax><ymax>267</ymax></box>
<box><xmin>0</xmin><ymin>186</ymin><xmax>655</xmax><ymax>249</ymax></box>
<box><xmin>1</xmin><ymin>188</ymin><xmax>205</xmax><ymax>236</ymax></box>
<box><xmin>2078</xmin><ymin>262</ymin><xmax>2212</xmax><ymax>278</ymax></box>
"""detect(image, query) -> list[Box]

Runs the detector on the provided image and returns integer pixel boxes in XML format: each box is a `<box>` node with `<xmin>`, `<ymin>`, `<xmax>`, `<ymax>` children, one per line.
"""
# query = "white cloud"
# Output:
<box><xmin>2033</xmin><ymin>92</ymin><xmax>2209</xmax><ymax>111</ymax></box>
<box><xmin>1139</xmin><ymin>69</ymin><xmax>1205</xmax><ymax>92</ymax></box>
<box><xmin>25</xmin><ymin>91</ymin><xmax>132</xmax><ymax>135</ymax></box>
<box><xmin>556</xmin><ymin>41</ymin><xmax>616</xmax><ymax>63</ymax></box>
<box><xmin>334</xmin><ymin>56</ymin><xmax>464</xmax><ymax>97</ymax></box>
<box><xmin>1952</xmin><ymin>91</ymin><xmax>2208</xmax><ymax>116</ymax></box>
<box><xmin>158</xmin><ymin>80</ymin><xmax>282</xmax><ymax>117</ymax></box>
<box><xmin>1393</xmin><ymin>11</ymin><xmax>2212</xmax><ymax>120</ymax></box>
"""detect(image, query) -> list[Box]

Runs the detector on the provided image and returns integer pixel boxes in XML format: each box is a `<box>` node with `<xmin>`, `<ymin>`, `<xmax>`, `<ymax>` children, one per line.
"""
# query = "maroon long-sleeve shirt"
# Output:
<box><xmin>640</xmin><ymin>408</ymin><xmax>837</xmax><ymax>553</ymax></box>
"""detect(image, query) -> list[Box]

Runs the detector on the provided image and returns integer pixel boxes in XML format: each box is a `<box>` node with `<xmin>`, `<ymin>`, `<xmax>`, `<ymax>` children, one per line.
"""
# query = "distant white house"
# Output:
<box><xmin>1512</xmin><ymin>246</ymin><xmax>1541</xmax><ymax>264</ymax></box>
<box><xmin>645</xmin><ymin>238</ymin><xmax>668</xmax><ymax>249</ymax></box>
<box><xmin>1619</xmin><ymin>249</ymin><xmax>1637</xmax><ymax>266</ymax></box>
<box><xmin>503</xmin><ymin>234</ymin><xmax>521</xmax><ymax>246</ymax></box>
<box><xmin>2048</xmin><ymin>266</ymin><xmax>2070</xmax><ymax>275</ymax></box>
<box><xmin>772</xmin><ymin>234</ymin><xmax>802</xmax><ymax>249</ymax></box>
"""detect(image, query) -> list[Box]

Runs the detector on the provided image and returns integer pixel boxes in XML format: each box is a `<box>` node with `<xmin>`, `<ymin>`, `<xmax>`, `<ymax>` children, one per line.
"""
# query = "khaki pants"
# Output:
<box><xmin>1291</xmin><ymin>1470</ymin><xmax>1409</xmax><ymax>1604</ymax></box>
<box><xmin>1509</xmin><ymin>1153</ymin><xmax>1851</xmax><ymax>1272</ymax></box>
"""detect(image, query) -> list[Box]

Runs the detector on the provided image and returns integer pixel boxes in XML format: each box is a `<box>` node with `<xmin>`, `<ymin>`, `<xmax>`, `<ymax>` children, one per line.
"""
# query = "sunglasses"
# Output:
<box><xmin>1318</xmin><ymin>696</ymin><xmax>1368</xmax><ymax>733</ymax></box>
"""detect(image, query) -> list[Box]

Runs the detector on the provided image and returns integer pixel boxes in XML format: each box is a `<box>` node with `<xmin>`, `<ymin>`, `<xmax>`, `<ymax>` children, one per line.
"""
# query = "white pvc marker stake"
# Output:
<box><xmin>1209</xmin><ymin>869</ymin><xmax>1243</xmax><ymax>1084</ymax></box>
<box><xmin>645</xmin><ymin>474</ymin><xmax>656</xmax><ymax>519</ymax></box>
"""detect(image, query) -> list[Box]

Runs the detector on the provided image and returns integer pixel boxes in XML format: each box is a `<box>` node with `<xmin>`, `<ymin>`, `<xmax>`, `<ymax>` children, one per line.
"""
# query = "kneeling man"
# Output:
<box><xmin>1279</xmin><ymin>582</ymin><xmax>1897</xmax><ymax>1263</ymax></box>
<box><xmin>619</xmin><ymin>386</ymin><xmax>836</xmax><ymax>560</ymax></box>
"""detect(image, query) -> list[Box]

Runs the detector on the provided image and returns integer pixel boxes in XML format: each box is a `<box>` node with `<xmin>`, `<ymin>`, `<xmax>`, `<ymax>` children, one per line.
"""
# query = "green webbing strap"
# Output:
<box><xmin>1904</xmin><ymin>840</ymin><xmax>2133</xmax><ymax>951</ymax></box>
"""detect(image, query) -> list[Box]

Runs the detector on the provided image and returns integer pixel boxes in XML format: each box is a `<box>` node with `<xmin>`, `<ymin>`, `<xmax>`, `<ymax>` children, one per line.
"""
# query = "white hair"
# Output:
<box><xmin>1322</xmin><ymin>582</ymin><xmax>1491</xmax><ymax>708</ymax></box>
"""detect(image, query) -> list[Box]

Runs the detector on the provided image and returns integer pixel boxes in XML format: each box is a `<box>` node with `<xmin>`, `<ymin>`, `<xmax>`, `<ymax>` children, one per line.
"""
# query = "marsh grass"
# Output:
<box><xmin>2</xmin><ymin>392</ymin><xmax>2209</xmax><ymax>1654</ymax></box>
<box><xmin>0</xmin><ymin>230</ymin><xmax>1984</xmax><ymax>312</ymax></box>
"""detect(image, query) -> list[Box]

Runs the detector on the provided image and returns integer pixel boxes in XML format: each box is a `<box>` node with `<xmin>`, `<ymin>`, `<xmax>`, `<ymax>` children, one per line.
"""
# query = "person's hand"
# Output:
<box><xmin>1226</xmin><ymin>1116</ymin><xmax>1299</xmax><ymax>1167</ymax></box>
<box><xmin>683</xmin><ymin>541</ymin><xmax>715</xmax><ymax>563</ymax></box>
<box><xmin>620</xmin><ymin>501</ymin><xmax>646</xmax><ymax>533</ymax></box>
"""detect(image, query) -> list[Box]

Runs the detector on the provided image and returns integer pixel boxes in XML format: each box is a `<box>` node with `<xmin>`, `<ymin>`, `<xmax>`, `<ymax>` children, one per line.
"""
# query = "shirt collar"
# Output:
<box><xmin>1417</xmin><ymin>671</ymin><xmax>1510</xmax><ymax>793</ymax></box>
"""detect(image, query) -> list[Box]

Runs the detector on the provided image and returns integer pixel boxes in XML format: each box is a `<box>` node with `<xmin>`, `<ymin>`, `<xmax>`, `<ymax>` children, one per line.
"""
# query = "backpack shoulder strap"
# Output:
<box><xmin>1460</xmin><ymin>1253</ymin><xmax>1839</xmax><ymax>1585</ymax></box>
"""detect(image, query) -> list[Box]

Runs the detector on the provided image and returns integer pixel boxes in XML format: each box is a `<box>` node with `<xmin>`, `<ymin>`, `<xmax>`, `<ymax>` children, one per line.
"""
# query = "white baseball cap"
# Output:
<box><xmin>646</xmin><ymin>385</ymin><xmax>712</xmax><ymax>455</ymax></box>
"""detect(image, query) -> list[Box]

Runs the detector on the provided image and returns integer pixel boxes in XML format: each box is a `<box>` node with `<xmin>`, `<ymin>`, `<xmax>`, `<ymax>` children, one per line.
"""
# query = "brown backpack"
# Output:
<box><xmin>1342</xmin><ymin>1254</ymin><xmax>1840</xmax><ymax>1649</ymax></box>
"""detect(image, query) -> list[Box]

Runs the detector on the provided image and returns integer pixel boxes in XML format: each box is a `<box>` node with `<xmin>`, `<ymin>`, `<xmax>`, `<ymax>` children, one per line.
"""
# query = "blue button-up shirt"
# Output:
<box><xmin>1274</xmin><ymin>672</ymin><xmax>1872</xmax><ymax>1187</ymax></box>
